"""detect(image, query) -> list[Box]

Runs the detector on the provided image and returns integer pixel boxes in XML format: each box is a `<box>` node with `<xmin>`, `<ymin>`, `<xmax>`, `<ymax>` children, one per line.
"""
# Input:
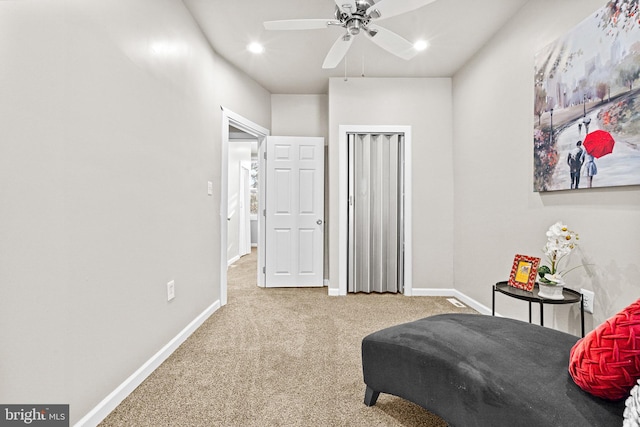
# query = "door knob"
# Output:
<box><xmin>317</xmin><ymin>219</ymin><xmax>323</xmax><ymax>225</ymax></box>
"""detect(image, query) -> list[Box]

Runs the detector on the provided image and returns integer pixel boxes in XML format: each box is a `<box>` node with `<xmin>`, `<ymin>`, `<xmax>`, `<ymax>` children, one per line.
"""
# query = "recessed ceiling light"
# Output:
<box><xmin>413</xmin><ymin>40</ymin><xmax>429</xmax><ymax>51</ymax></box>
<box><xmin>247</xmin><ymin>42</ymin><xmax>264</xmax><ymax>54</ymax></box>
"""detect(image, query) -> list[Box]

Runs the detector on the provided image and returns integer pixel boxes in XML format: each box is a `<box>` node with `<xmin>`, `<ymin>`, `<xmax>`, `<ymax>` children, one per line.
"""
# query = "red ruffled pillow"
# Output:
<box><xmin>569</xmin><ymin>299</ymin><xmax>640</xmax><ymax>400</ymax></box>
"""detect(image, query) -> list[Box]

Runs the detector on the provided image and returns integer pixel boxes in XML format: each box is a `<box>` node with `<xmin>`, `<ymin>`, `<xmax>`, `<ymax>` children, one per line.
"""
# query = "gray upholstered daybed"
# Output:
<box><xmin>361</xmin><ymin>313</ymin><xmax>624</xmax><ymax>427</ymax></box>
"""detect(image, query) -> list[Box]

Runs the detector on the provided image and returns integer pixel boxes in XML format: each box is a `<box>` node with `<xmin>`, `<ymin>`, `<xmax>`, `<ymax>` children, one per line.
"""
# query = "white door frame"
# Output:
<box><xmin>220</xmin><ymin>107</ymin><xmax>269</xmax><ymax>306</ymax></box>
<box><xmin>338</xmin><ymin>125</ymin><xmax>413</xmax><ymax>296</ymax></box>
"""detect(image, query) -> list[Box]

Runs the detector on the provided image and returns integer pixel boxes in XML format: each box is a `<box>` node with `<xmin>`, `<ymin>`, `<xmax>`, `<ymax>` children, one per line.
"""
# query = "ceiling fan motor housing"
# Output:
<box><xmin>336</xmin><ymin>0</ymin><xmax>377</xmax><ymax>35</ymax></box>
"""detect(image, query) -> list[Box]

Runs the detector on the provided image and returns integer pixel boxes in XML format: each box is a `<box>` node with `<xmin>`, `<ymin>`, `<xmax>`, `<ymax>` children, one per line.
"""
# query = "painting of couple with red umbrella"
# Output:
<box><xmin>534</xmin><ymin>0</ymin><xmax>640</xmax><ymax>192</ymax></box>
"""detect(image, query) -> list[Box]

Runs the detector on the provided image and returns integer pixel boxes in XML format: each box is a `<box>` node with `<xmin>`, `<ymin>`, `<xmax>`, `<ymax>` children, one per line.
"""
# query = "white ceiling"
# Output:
<box><xmin>183</xmin><ymin>0</ymin><xmax>529</xmax><ymax>94</ymax></box>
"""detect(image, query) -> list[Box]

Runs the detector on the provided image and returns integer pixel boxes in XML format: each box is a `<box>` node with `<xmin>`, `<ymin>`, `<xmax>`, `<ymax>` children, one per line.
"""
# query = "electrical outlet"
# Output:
<box><xmin>167</xmin><ymin>280</ymin><xmax>175</xmax><ymax>301</ymax></box>
<box><xmin>581</xmin><ymin>288</ymin><xmax>594</xmax><ymax>314</ymax></box>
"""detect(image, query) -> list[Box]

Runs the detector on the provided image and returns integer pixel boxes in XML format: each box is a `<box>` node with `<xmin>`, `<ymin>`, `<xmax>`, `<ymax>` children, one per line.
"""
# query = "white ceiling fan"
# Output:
<box><xmin>264</xmin><ymin>0</ymin><xmax>437</xmax><ymax>69</ymax></box>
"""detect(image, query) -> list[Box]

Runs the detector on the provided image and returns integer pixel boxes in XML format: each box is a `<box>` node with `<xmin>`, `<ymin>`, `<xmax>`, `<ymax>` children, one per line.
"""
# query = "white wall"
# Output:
<box><xmin>271</xmin><ymin>94</ymin><xmax>328</xmax><ymax>139</ymax></box>
<box><xmin>453</xmin><ymin>0</ymin><xmax>640</xmax><ymax>335</ymax></box>
<box><xmin>0</xmin><ymin>0</ymin><xmax>270</xmax><ymax>423</ymax></box>
<box><xmin>328</xmin><ymin>78</ymin><xmax>454</xmax><ymax>292</ymax></box>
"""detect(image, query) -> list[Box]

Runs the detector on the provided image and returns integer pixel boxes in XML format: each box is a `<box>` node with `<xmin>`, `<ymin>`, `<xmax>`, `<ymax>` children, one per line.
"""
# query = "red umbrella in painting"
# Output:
<box><xmin>583</xmin><ymin>130</ymin><xmax>615</xmax><ymax>158</ymax></box>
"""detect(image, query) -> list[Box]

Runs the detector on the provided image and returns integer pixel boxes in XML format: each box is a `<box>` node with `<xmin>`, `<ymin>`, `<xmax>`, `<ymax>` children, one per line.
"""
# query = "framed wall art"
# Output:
<box><xmin>534</xmin><ymin>0</ymin><xmax>640</xmax><ymax>192</ymax></box>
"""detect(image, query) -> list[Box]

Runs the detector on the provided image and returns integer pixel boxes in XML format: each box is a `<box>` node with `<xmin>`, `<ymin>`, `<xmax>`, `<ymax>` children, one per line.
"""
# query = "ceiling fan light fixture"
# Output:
<box><xmin>368</xmin><ymin>8</ymin><xmax>381</xmax><ymax>19</ymax></box>
<box><xmin>347</xmin><ymin>19</ymin><xmax>361</xmax><ymax>35</ymax></box>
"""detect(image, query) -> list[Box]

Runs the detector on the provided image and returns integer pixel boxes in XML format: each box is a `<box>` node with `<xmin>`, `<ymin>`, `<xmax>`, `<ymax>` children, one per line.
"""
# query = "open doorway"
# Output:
<box><xmin>220</xmin><ymin>107</ymin><xmax>269</xmax><ymax>306</ymax></box>
<box><xmin>226</xmin><ymin>128</ymin><xmax>256</xmax><ymax>266</ymax></box>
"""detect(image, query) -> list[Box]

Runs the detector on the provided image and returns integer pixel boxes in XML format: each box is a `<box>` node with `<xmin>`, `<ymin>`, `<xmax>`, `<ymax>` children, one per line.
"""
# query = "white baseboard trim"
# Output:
<box><xmin>411</xmin><ymin>288</ymin><xmax>494</xmax><ymax>316</ymax></box>
<box><xmin>327</xmin><ymin>287</ymin><xmax>345</xmax><ymax>296</ymax></box>
<box><xmin>327</xmin><ymin>286</ymin><xmax>495</xmax><ymax>313</ymax></box>
<box><xmin>75</xmin><ymin>300</ymin><xmax>221</xmax><ymax>427</ymax></box>
<box><xmin>227</xmin><ymin>255</ymin><xmax>240</xmax><ymax>266</ymax></box>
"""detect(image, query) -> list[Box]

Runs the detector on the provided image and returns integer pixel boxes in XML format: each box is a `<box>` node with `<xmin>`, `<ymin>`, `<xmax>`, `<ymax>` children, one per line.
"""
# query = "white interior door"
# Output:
<box><xmin>265</xmin><ymin>136</ymin><xmax>324</xmax><ymax>287</ymax></box>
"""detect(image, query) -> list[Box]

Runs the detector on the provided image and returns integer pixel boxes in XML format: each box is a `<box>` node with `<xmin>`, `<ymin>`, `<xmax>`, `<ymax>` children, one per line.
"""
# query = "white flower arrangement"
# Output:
<box><xmin>624</xmin><ymin>380</ymin><xmax>640</xmax><ymax>427</ymax></box>
<box><xmin>538</xmin><ymin>221</ymin><xmax>580</xmax><ymax>286</ymax></box>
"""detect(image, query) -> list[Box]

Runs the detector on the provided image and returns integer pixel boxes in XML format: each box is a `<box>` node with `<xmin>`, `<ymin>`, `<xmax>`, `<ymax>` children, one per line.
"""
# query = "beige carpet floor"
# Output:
<box><xmin>100</xmin><ymin>250</ymin><xmax>477</xmax><ymax>426</ymax></box>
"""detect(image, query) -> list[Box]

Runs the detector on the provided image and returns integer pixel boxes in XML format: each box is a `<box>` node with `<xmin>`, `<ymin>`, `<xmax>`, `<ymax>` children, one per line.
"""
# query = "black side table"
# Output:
<box><xmin>492</xmin><ymin>281</ymin><xmax>585</xmax><ymax>337</ymax></box>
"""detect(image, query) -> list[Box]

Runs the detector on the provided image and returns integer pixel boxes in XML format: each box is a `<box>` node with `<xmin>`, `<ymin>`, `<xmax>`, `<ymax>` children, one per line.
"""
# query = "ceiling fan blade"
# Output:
<box><xmin>334</xmin><ymin>0</ymin><xmax>357</xmax><ymax>14</ymax></box>
<box><xmin>322</xmin><ymin>35</ymin><xmax>353</xmax><ymax>69</ymax></box>
<box><xmin>366</xmin><ymin>0</ymin><xmax>437</xmax><ymax>21</ymax></box>
<box><xmin>366</xmin><ymin>25</ymin><xmax>417</xmax><ymax>60</ymax></box>
<box><xmin>264</xmin><ymin>19</ymin><xmax>335</xmax><ymax>31</ymax></box>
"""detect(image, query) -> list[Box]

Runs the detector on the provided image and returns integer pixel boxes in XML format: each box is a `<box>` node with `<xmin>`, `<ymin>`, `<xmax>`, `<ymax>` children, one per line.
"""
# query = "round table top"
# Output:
<box><xmin>494</xmin><ymin>281</ymin><xmax>582</xmax><ymax>304</ymax></box>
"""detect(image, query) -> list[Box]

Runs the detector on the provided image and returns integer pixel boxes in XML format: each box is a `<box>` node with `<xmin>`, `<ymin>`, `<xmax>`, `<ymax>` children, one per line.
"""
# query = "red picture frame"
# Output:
<box><xmin>508</xmin><ymin>254</ymin><xmax>540</xmax><ymax>292</ymax></box>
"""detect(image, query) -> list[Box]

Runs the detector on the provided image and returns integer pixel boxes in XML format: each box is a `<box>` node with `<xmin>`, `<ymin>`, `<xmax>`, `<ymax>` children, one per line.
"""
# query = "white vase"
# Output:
<box><xmin>538</xmin><ymin>283</ymin><xmax>564</xmax><ymax>300</ymax></box>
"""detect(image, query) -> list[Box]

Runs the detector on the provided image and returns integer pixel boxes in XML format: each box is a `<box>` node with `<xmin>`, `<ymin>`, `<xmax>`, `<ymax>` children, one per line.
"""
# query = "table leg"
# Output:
<box><xmin>539</xmin><ymin>301</ymin><xmax>544</xmax><ymax>327</ymax></box>
<box><xmin>528</xmin><ymin>301</ymin><xmax>532</xmax><ymax>323</ymax></box>
<box><xmin>492</xmin><ymin>286</ymin><xmax>495</xmax><ymax>317</ymax></box>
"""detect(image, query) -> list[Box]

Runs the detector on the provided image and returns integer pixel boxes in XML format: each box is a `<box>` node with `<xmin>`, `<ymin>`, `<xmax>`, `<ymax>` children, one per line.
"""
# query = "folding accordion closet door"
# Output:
<box><xmin>347</xmin><ymin>133</ymin><xmax>404</xmax><ymax>294</ymax></box>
